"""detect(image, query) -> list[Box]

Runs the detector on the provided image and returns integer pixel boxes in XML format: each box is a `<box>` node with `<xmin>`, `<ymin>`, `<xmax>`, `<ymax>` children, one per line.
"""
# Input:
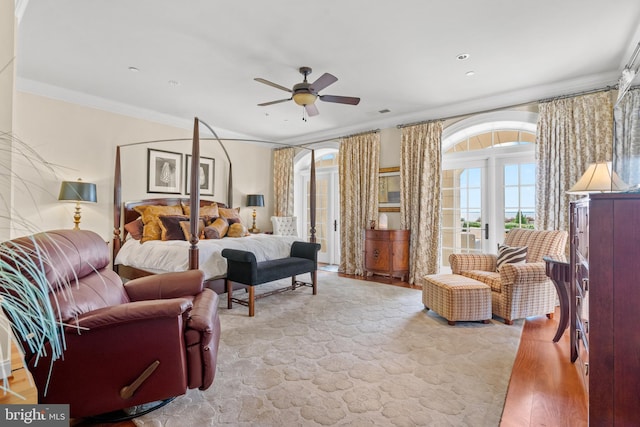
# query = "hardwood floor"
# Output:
<box><xmin>19</xmin><ymin>270</ymin><xmax>588</xmax><ymax>426</ymax></box>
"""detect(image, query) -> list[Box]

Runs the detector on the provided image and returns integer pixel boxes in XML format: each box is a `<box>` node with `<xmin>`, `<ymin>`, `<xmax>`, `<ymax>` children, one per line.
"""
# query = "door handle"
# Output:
<box><xmin>485</xmin><ymin>223</ymin><xmax>489</xmax><ymax>240</ymax></box>
<box><xmin>334</xmin><ymin>220</ymin><xmax>338</xmax><ymax>231</ymax></box>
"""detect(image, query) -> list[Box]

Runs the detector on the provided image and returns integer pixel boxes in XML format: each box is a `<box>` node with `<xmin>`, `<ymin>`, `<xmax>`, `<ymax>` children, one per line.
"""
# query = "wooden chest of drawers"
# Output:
<box><xmin>364</xmin><ymin>229</ymin><xmax>409</xmax><ymax>281</ymax></box>
<box><xmin>570</xmin><ymin>198</ymin><xmax>589</xmax><ymax>391</ymax></box>
<box><xmin>571</xmin><ymin>193</ymin><xmax>640</xmax><ymax>425</ymax></box>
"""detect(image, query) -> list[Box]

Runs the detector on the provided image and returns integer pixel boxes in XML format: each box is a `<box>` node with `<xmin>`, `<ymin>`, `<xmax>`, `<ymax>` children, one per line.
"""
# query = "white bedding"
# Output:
<box><xmin>114</xmin><ymin>234</ymin><xmax>302</xmax><ymax>280</ymax></box>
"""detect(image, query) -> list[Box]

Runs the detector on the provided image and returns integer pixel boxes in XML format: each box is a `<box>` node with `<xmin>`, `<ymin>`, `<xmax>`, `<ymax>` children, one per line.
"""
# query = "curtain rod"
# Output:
<box><xmin>120</xmin><ymin>136</ymin><xmax>314</xmax><ymax>152</ymax></box>
<box><xmin>397</xmin><ymin>85</ymin><xmax>617</xmax><ymax>129</ymax></box>
<box><xmin>297</xmin><ymin>128</ymin><xmax>380</xmax><ymax>147</ymax></box>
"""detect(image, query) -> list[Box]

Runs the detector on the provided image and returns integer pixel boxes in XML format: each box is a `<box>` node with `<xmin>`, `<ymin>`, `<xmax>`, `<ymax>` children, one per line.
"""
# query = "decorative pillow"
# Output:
<box><xmin>219</xmin><ymin>207</ymin><xmax>242</xmax><ymax>224</ymax></box>
<box><xmin>159</xmin><ymin>215</ymin><xmax>189</xmax><ymax>240</ymax></box>
<box><xmin>183</xmin><ymin>202</ymin><xmax>219</xmax><ymax>218</ymax></box>
<box><xmin>180</xmin><ymin>219</ymin><xmax>206</xmax><ymax>241</ymax></box>
<box><xmin>134</xmin><ymin>205</ymin><xmax>183</xmax><ymax>243</ymax></box>
<box><xmin>204</xmin><ymin>217</ymin><xmax>229</xmax><ymax>239</ymax></box>
<box><xmin>496</xmin><ymin>244</ymin><xmax>528</xmax><ymax>272</ymax></box>
<box><xmin>124</xmin><ymin>218</ymin><xmax>144</xmax><ymax>240</ymax></box>
<box><xmin>227</xmin><ymin>222</ymin><xmax>248</xmax><ymax>237</ymax></box>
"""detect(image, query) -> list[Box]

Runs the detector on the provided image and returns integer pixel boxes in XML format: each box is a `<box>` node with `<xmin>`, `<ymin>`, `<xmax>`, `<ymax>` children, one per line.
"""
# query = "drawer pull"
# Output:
<box><xmin>576</xmin><ymin>330</ymin><xmax>581</xmax><ymax>341</ymax></box>
<box><xmin>584</xmin><ymin>362</ymin><xmax>589</xmax><ymax>376</ymax></box>
<box><xmin>584</xmin><ymin>320</ymin><xmax>589</xmax><ymax>334</ymax></box>
<box><xmin>582</xmin><ymin>278</ymin><xmax>589</xmax><ymax>292</ymax></box>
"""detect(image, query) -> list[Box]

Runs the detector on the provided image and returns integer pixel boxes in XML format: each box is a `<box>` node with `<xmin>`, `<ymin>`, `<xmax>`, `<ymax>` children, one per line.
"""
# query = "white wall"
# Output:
<box><xmin>13</xmin><ymin>92</ymin><xmax>274</xmax><ymax>240</ymax></box>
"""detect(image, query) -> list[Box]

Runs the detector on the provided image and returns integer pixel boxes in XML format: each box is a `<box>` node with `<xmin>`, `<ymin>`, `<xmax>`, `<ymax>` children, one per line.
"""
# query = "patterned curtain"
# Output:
<box><xmin>614</xmin><ymin>87</ymin><xmax>640</xmax><ymax>187</ymax></box>
<box><xmin>536</xmin><ymin>91</ymin><xmax>613</xmax><ymax>232</ymax></box>
<box><xmin>273</xmin><ymin>147</ymin><xmax>295</xmax><ymax>216</ymax></box>
<box><xmin>400</xmin><ymin>122</ymin><xmax>443</xmax><ymax>282</ymax></box>
<box><xmin>338</xmin><ymin>132</ymin><xmax>380</xmax><ymax>276</ymax></box>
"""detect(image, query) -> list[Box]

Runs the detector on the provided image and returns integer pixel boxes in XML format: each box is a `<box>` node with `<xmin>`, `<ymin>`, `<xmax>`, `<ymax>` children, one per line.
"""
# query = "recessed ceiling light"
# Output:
<box><xmin>168</xmin><ymin>80</ymin><xmax>180</xmax><ymax>86</ymax></box>
<box><xmin>465</xmin><ymin>71</ymin><xmax>476</xmax><ymax>77</ymax></box>
<box><xmin>456</xmin><ymin>53</ymin><xmax>470</xmax><ymax>61</ymax></box>
<box><xmin>128</xmin><ymin>66</ymin><xmax>140</xmax><ymax>72</ymax></box>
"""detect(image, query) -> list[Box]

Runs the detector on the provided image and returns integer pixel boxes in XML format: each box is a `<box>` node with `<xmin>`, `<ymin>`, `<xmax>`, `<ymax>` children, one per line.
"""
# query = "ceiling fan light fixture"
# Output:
<box><xmin>293</xmin><ymin>92</ymin><xmax>317</xmax><ymax>106</ymax></box>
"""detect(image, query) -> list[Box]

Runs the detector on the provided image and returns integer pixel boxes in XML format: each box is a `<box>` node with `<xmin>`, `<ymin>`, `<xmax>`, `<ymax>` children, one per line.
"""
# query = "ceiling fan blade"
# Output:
<box><xmin>310</xmin><ymin>73</ymin><xmax>338</xmax><ymax>92</ymax></box>
<box><xmin>319</xmin><ymin>94</ymin><xmax>361</xmax><ymax>105</ymax></box>
<box><xmin>258</xmin><ymin>98</ymin><xmax>291</xmax><ymax>106</ymax></box>
<box><xmin>254</xmin><ymin>78</ymin><xmax>292</xmax><ymax>93</ymax></box>
<box><xmin>305</xmin><ymin>103</ymin><xmax>319</xmax><ymax>117</ymax></box>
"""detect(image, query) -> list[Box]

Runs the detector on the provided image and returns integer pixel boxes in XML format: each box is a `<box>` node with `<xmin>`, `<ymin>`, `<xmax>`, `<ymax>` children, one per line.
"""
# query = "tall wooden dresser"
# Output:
<box><xmin>570</xmin><ymin>193</ymin><xmax>640</xmax><ymax>425</ymax></box>
<box><xmin>364</xmin><ymin>229</ymin><xmax>409</xmax><ymax>281</ymax></box>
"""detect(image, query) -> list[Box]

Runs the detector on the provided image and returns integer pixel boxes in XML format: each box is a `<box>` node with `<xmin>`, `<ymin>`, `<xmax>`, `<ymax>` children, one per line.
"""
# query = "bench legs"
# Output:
<box><xmin>227</xmin><ymin>271</ymin><xmax>317</xmax><ymax>317</ymax></box>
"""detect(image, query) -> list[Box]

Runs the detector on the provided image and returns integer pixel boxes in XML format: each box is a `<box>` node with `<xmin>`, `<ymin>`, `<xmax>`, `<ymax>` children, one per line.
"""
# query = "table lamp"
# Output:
<box><xmin>567</xmin><ymin>161</ymin><xmax>628</xmax><ymax>194</ymax></box>
<box><xmin>58</xmin><ymin>178</ymin><xmax>97</xmax><ymax>229</ymax></box>
<box><xmin>246</xmin><ymin>194</ymin><xmax>264</xmax><ymax>233</ymax></box>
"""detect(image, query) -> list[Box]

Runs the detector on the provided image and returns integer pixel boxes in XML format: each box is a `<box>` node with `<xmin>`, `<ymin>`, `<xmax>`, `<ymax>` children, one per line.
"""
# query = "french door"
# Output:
<box><xmin>441</xmin><ymin>147</ymin><xmax>535</xmax><ymax>271</ymax></box>
<box><xmin>301</xmin><ymin>168</ymin><xmax>340</xmax><ymax>264</ymax></box>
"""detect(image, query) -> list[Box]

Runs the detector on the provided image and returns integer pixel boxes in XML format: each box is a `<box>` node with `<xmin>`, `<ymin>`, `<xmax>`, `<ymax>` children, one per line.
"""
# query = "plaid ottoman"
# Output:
<box><xmin>422</xmin><ymin>274</ymin><xmax>491</xmax><ymax>325</ymax></box>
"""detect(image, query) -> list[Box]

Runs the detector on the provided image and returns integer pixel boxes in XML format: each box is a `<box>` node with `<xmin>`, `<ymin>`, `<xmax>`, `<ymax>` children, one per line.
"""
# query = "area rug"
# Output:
<box><xmin>134</xmin><ymin>272</ymin><xmax>523</xmax><ymax>427</ymax></box>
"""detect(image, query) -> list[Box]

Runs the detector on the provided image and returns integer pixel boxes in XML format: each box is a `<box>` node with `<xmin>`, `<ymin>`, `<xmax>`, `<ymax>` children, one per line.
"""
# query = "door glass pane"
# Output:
<box><xmin>441</xmin><ymin>167</ymin><xmax>483</xmax><ymax>267</ymax></box>
<box><xmin>503</xmin><ymin>162</ymin><xmax>536</xmax><ymax>237</ymax></box>
<box><xmin>307</xmin><ymin>177</ymin><xmax>329</xmax><ymax>259</ymax></box>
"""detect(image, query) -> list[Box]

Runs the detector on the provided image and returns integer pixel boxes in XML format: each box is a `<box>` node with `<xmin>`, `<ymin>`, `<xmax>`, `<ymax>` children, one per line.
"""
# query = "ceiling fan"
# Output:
<box><xmin>254</xmin><ymin>66</ymin><xmax>360</xmax><ymax>117</ymax></box>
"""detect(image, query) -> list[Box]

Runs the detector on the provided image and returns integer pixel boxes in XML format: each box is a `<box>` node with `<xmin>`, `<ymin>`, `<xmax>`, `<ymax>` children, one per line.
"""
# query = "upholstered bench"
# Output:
<box><xmin>221</xmin><ymin>241</ymin><xmax>320</xmax><ymax>316</ymax></box>
<box><xmin>422</xmin><ymin>274</ymin><xmax>492</xmax><ymax>325</ymax></box>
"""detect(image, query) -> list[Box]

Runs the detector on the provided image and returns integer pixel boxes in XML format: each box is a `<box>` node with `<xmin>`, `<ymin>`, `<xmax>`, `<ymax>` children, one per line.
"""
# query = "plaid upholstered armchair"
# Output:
<box><xmin>449</xmin><ymin>228</ymin><xmax>568</xmax><ymax>324</ymax></box>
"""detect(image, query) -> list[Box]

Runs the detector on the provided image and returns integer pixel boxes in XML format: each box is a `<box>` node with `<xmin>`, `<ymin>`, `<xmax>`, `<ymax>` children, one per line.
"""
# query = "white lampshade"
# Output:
<box><xmin>567</xmin><ymin>162</ymin><xmax>628</xmax><ymax>194</ymax></box>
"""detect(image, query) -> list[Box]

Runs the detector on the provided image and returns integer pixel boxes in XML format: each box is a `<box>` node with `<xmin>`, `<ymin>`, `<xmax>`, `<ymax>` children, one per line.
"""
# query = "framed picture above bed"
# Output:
<box><xmin>185</xmin><ymin>155</ymin><xmax>215</xmax><ymax>196</ymax></box>
<box><xmin>147</xmin><ymin>149</ymin><xmax>183</xmax><ymax>194</ymax></box>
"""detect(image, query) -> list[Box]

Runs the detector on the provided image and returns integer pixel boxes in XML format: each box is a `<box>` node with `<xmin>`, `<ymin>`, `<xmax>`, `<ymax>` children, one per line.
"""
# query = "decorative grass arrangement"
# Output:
<box><xmin>0</xmin><ymin>130</ymin><xmax>77</xmax><ymax>398</ymax></box>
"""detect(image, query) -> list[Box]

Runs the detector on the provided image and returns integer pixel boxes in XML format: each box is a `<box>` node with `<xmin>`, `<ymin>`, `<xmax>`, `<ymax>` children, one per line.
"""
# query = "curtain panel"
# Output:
<box><xmin>614</xmin><ymin>87</ymin><xmax>640</xmax><ymax>188</ymax></box>
<box><xmin>338</xmin><ymin>132</ymin><xmax>380</xmax><ymax>276</ymax></box>
<box><xmin>273</xmin><ymin>147</ymin><xmax>295</xmax><ymax>217</ymax></box>
<box><xmin>535</xmin><ymin>91</ymin><xmax>613</xmax><ymax>232</ymax></box>
<box><xmin>400</xmin><ymin>122</ymin><xmax>443</xmax><ymax>282</ymax></box>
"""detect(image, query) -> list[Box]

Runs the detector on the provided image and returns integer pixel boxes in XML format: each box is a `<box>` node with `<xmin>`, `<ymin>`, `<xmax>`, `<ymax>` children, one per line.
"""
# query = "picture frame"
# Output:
<box><xmin>147</xmin><ymin>149</ymin><xmax>182</xmax><ymax>194</ymax></box>
<box><xmin>185</xmin><ymin>155</ymin><xmax>215</xmax><ymax>196</ymax></box>
<box><xmin>379</xmin><ymin>166</ymin><xmax>401</xmax><ymax>212</ymax></box>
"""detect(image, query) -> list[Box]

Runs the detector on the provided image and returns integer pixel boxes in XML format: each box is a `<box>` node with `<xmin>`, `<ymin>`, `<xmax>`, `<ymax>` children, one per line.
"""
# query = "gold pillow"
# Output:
<box><xmin>204</xmin><ymin>217</ymin><xmax>229</xmax><ymax>239</ymax></box>
<box><xmin>134</xmin><ymin>205</ymin><xmax>183</xmax><ymax>243</ymax></box>
<box><xmin>219</xmin><ymin>207</ymin><xmax>242</xmax><ymax>224</ymax></box>
<box><xmin>180</xmin><ymin>220</ymin><xmax>206</xmax><ymax>241</ymax></box>
<box><xmin>183</xmin><ymin>202</ymin><xmax>219</xmax><ymax>218</ymax></box>
<box><xmin>227</xmin><ymin>222</ymin><xmax>248</xmax><ymax>237</ymax></box>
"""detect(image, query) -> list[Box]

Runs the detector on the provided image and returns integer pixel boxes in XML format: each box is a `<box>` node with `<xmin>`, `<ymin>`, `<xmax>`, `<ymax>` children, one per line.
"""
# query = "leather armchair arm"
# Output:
<box><xmin>449</xmin><ymin>253</ymin><xmax>497</xmax><ymax>274</ymax></box>
<box><xmin>68</xmin><ymin>298</ymin><xmax>193</xmax><ymax>331</ymax></box>
<box><xmin>187</xmin><ymin>289</ymin><xmax>219</xmax><ymax>333</ymax></box>
<box><xmin>500</xmin><ymin>262</ymin><xmax>549</xmax><ymax>286</ymax></box>
<box><xmin>124</xmin><ymin>270</ymin><xmax>205</xmax><ymax>301</ymax></box>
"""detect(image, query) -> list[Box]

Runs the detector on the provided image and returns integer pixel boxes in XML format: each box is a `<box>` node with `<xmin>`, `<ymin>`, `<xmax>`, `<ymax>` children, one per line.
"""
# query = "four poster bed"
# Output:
<box><xmin>111</xmin><ymin>118</ymin><xmax>317</xmax><ymax>294</ymax></box>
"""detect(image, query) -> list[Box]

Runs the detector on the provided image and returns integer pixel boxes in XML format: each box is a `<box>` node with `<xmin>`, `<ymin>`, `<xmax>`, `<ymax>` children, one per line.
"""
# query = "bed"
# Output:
<box><xmin>111</xmin><ymin>118</ymin><xmax>317</xmax><ymax>294</ymax></box>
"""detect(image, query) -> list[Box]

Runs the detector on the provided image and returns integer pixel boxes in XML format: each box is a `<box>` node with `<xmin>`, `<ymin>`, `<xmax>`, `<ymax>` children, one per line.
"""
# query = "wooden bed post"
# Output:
<box><xmin>113</xmin><ymin>145</ymin><xmax>122</xmax><ymax>266</ymax></box>
<box><xmin>189</xmin><ymin>118</ymin><xmax>201</xmax><ymax>270</ymax></box>
<box><xmin>309</xmin><ymin>149</ymin><xmax>316</xmax><ymax>243</ymax></box>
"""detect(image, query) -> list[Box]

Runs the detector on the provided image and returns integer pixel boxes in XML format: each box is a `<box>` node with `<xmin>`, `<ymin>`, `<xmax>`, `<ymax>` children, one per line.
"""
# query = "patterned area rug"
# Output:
<box><xmin>134</xmin><ymin>272</ymin><xmax>523</xmax><ymax>426</ymax></box>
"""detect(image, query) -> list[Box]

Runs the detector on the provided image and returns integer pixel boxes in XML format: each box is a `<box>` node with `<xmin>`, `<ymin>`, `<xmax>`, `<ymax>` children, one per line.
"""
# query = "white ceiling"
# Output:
<box><xmin>15</xmin><ymin>1</ymin><xmax>640</xmax><ymax>145</ymax></box>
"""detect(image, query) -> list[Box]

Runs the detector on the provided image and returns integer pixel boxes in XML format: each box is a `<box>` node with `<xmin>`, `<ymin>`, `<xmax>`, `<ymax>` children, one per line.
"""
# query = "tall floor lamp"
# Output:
<box><xmin>246</xmin><ymin>194</ymin><xmax>264</xmax><ymax>233</ymax></box>
<box><xmin>58</xmin><ymin>179</ymin><xmax>97</xmax><ymax>230</ymax></box>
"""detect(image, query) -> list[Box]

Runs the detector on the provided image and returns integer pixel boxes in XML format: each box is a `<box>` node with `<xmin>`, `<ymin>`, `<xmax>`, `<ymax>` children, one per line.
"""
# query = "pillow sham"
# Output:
<box><xmin>124</xmin><ymin>217</ymin><xmax>144</xmax><ymax>240</ymax></box>
<box><xmin>496</xmin><ymin>244</ymin><xmax>528</xmax><ymax>272</ymax></box>
<box><xmin>134</xmin><ymin>205</ymin><xmax>183</xmax><ymax>243</ymax></box>
<box><xmin>219</xmin><ymin>207</ymin><xmax>242</xmax><ymax>224</ymax></box>
<box><xmin>158</xmin><ymin>215</ymin><xmax>189</xmax><ymax>240</ymax></box>
<box><xmin>183</xmin><ymin>202</ymin><xmax>219</xmax><ymax>218</ymax></box>
<box><xmin>180</xmin><ymin>219</ymin><xmax>206</xmax><ymax>241</ymax></box>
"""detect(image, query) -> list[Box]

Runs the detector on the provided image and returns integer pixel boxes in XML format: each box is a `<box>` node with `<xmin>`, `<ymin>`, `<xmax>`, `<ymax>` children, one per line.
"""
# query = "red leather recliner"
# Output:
<box><xmin>1</xmin><ymin>229</ymin><xmax>220</xmax><ymax>419</ymax></box>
